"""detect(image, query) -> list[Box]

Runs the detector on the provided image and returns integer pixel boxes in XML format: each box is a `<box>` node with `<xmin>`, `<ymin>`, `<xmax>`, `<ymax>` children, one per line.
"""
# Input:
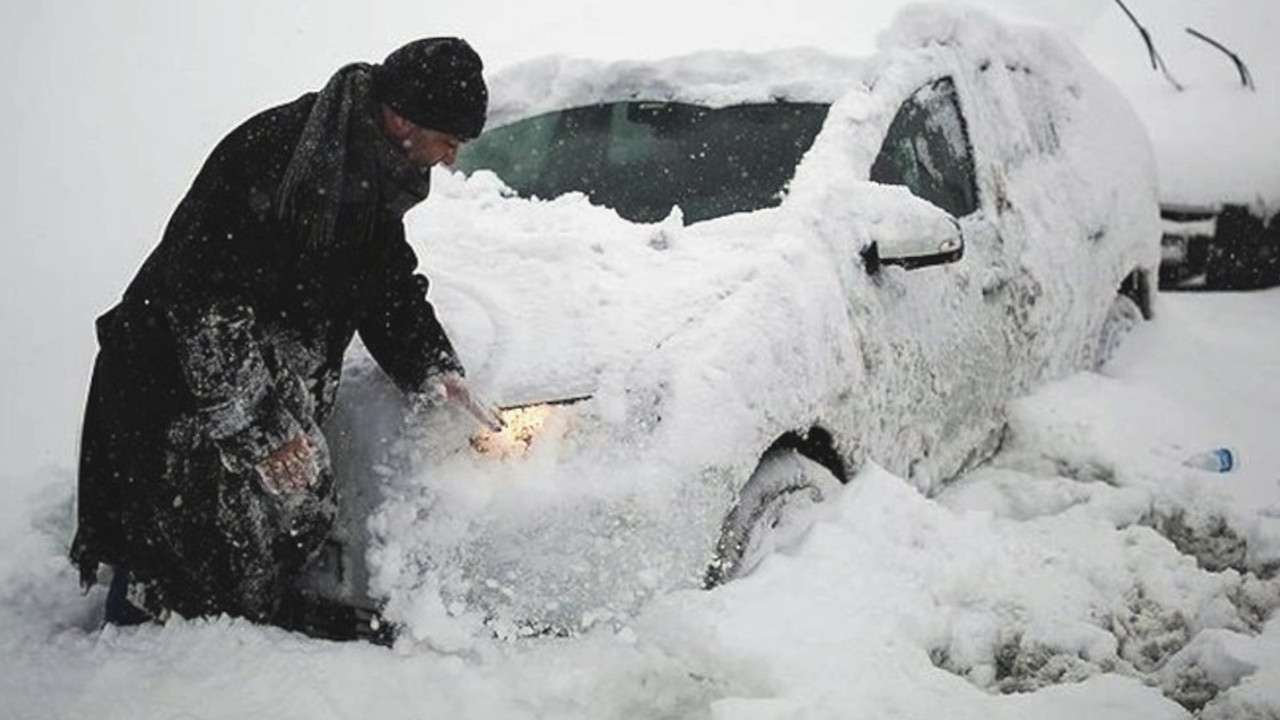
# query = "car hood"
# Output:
<box><xmin>407</xmin><ymin>168</ymin><xmax>792</xmax><ymax>410</ymax></box>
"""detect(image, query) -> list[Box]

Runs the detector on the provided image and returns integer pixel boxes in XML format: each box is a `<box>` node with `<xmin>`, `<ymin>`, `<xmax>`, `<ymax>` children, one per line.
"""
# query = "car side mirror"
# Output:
<box><xmin>860</xmin><ymin>185</ymin><xmax>964</xmax><ymax>273</ymax></box>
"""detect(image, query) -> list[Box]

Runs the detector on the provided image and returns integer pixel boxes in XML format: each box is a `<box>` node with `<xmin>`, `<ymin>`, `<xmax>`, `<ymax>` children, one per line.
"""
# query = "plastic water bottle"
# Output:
<box><xmin>1182</xmin><ymin>447</ymin><xmax>1235</xmax><ymax>473</ymax></box>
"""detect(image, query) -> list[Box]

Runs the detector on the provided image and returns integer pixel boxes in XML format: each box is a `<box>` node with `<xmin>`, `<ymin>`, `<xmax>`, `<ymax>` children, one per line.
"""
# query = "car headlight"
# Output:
<box><xmin>471</xmin><ymin>404</ymin><xmax>553</xmax><ymax>456</ymax></box>
<box><xmin>470</xmin><ymin>395</ymin><xmax>592</xmax><ymax>457</ymax></box>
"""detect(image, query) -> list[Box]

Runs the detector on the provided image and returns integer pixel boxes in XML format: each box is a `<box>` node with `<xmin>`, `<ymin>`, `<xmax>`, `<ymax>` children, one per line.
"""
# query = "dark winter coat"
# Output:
<box><xmin>70</xmin><ymin>66</ymin><xmax>463</xmax><ymax>620</ymax></box>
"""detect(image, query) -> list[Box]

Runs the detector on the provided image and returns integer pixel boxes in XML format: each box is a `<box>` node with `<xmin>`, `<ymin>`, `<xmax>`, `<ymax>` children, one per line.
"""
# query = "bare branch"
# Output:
<box><xmin>1186</xmin><ymin>27</ymin><xmax>1256</xmax><ymax>91</ymax></box>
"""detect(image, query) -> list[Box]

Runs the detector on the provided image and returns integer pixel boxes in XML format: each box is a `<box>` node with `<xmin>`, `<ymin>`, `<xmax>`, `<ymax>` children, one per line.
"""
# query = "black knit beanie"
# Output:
<box><xmin>374</xmin><ymin>37</ymin><xmax>488</xmax><ymax>140</ymax></box>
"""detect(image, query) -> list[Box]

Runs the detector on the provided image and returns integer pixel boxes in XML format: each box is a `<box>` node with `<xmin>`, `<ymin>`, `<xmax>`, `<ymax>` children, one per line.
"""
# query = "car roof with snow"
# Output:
<box><xmin>482</xmin><ymin>48</ymin><xmax>868</xmax><ymax>130</ymax></box>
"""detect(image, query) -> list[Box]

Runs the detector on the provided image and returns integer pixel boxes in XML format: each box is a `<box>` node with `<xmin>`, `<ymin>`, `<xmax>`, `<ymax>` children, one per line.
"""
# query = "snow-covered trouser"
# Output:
<box><xmin>72</xmin><ymin>352</ymin><xmax>337</xmax><ymax>624</ymax></box>
<box><xmin>140</xmin><ymin>425</ymin><xmax>337</xmax><ymax>622</ymax></box>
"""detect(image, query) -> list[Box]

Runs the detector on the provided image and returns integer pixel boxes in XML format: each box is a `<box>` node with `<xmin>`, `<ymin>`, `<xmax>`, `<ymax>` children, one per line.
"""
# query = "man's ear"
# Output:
<box><xmin>381</xmin><ymin>105</ymin><xmax>414</xmax><ymax>141</ymax></box>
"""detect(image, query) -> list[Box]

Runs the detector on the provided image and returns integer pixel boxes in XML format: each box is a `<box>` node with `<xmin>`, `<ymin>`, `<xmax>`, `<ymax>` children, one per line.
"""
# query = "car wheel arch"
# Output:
<box><xmin>1093</xmin><ymin>267</ymin><xmax>1153</xmax><ymax>371</ymax></box>
<box><xmin>1119</xmin><ymin>267</ymin><xmax>1155</xmax><ymax>321</ymax></box>
<box><xmin>764</xmin><ymin>426</ymin><xmax>849</xmax><ymax>484</ymax></box>
<box><xmin>703</xmin><ymin>425</ymin><xmax>849</xmax><ymax>589</ymax></box>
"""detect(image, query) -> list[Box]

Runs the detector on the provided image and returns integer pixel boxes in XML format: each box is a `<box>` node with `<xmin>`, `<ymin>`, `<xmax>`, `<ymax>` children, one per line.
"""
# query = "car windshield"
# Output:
<box><xmin>456</xmin><ymin>101</ymin><xmax>831</xmax><ymax>224</ymax></box>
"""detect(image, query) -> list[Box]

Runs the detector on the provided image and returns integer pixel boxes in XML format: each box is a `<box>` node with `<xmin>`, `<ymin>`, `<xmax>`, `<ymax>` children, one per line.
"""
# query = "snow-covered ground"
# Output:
<box><xmin>3</xmin><ymin>289</ymin><xmax>1278</xmax><ymax>718</ymax></box>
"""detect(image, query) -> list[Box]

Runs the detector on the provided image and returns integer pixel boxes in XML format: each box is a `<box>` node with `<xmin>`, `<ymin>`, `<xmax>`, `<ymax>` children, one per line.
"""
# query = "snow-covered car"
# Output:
<box><xmin>1096</xmin><ymin>2</ymin><xmax>1280</xmax><ymax>290</ymax></box>
<box><xmin>322</xmin><ymin>7</ymin><xmax>1161</xmax><ymax>636</ymax></box>
<box><xmin>1150</xmin><ymin>36</ymin><xmax>1280</xmax><ymax>291</ymax></box>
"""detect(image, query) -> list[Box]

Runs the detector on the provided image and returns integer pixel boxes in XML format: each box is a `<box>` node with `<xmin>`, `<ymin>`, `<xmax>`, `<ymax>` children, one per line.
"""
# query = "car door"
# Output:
<box><xmin>856</xmin><ymin>75</ymin><xmax>1020</xmax><ymax>488</ymax></box>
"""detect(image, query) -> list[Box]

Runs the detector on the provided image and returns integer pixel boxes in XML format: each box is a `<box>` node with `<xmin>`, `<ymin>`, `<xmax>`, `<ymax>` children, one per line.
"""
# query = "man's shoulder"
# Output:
<box><xmin>197</xmin><ymin>93</ymin><xmax>318</xmax><ymax>183</ymax></box>
<box><xmin>226</xmin><ymin>93</ymin><xmax>318</xmax><ymax>149</ymax></box>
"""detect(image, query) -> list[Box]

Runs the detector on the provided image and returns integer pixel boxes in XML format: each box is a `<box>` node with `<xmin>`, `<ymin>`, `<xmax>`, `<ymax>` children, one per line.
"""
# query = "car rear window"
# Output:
<box><xmin>457</xmin><ymin>101</ymin><xmax>831</xmax><ymax>224</ymax></box>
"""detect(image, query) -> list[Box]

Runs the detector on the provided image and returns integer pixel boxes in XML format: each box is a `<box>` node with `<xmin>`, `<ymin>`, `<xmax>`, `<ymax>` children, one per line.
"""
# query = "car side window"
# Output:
<box><xmin>869</xmin><ymin>77</ymin><xmax>979</xmax><ymax>218</ymax></box>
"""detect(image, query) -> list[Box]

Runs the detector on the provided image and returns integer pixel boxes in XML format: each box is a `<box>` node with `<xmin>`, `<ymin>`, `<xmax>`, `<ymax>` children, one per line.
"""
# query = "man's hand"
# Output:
<box><xmin>430</xmin><ymin>372</ymin><xmax>504</xmax><ymax>432</ymax></box>
<box><xmin>256</xmin><ymin>433</ymin><xmax>319</xmax><ymax>494</ymax></box>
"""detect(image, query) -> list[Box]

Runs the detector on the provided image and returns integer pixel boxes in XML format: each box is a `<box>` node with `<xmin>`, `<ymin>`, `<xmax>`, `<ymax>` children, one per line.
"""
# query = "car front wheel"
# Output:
<box><xmin>704</xmin><ymin>448</ymin><xmax>842</xmax><ymax>588</ymax></box>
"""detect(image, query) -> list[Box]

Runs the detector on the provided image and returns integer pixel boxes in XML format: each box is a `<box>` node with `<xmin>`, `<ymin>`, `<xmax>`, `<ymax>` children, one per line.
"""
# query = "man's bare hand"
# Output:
<box><xmin>256</xmin><ymin>433</ymin><xmax>318</xmax><ymax>494</ymax></box>
<box><xmin>431</xmin><ymin>372</ymin><xmax>504</xmax><ymax>432</ymax></box>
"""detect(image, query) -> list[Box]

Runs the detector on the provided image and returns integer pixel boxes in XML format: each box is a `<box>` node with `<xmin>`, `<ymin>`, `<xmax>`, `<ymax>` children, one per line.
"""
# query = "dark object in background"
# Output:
<box><xmin>1160</xmin><ymin>203</ymin><xmax>1280</xmax><ymax>290</ymax></box>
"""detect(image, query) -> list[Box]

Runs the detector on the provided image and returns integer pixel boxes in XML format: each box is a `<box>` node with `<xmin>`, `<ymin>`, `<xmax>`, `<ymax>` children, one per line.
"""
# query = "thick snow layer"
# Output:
<box><xmin>483</xmin><ymin>49</ymin><xmax>865</xmax><ymax>128</ymax></box>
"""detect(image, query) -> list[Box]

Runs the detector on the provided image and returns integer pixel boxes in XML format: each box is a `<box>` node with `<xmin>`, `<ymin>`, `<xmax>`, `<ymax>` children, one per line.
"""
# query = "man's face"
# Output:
<box><xmin>381</xmin><ymin>106</ymin><xmax>467</xmax><ymax>170</ymax></box>
<box><xmin>403</xmin><ymin>125</ymin><xmax>463</xmax><ymax>169</ymax></box>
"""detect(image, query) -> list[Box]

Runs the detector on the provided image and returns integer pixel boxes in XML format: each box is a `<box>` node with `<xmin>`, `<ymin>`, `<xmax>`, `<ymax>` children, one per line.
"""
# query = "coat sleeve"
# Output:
<box><xmin>357</xmin><ymin>225</ymin><xmax>465</xmax><ymax>396</ymax></box>
<box><xmin>164</xmin><ymin>296</ymin><xmax>304</xmax><ymax>474</ymax></box>
<box><xmin>148</xmin><ymin>123</ymin><xmax>308</xmax><ymax>475</ymax></box>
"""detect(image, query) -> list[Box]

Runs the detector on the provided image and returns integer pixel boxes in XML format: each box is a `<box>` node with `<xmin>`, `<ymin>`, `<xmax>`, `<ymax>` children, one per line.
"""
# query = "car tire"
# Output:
<box><xmin>704</xmin><ymin>448</ymin><xmax>842</xmax><ymax>588</ymax></box>
<box><xmin>1094</xmin><ymin>293</ymin><xmax>1143</xmax><ymax>370</ymax></box>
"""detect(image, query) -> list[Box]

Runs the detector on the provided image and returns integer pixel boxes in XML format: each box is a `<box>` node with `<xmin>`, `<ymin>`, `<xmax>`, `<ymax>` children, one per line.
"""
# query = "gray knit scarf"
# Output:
<box><xmin>276</xmin><ymin>63</ymin><xmax>433</xmax><ymax>250</ymax></box>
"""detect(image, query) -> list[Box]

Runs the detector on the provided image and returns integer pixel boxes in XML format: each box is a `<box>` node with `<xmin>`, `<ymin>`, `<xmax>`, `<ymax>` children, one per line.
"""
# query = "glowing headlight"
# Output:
<box><xmin>469</xmin><ymin>394</ymin><xmax>592</xmax><ymax>458</ymax></box>
<box><xmin>471</xmin><ymin>404</ymin><xmax>554</xmax><ymax>456</ymax></box>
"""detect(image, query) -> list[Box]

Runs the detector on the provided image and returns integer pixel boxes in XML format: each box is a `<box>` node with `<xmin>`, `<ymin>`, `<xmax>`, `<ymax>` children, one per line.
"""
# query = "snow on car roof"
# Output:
<box><xmin>483</xmin><ymin>48</ymin><xmax>868</xmax><ymax>128</ymax></box>
<box><xmin>482</xmin><ymin>4</ymin><xmax>1109</xmax><ymax>134</ymax></box>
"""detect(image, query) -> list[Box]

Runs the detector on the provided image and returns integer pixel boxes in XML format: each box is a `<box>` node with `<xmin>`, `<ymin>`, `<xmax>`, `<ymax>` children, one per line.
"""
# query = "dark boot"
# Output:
<box><xmin>272</xmin><ymin>589</ymin><xmax>399</xmax><ymax>646</ymax></box>
<box><xmin>104</xmin><ymin>569</ymin><xmax>158</xmax><ymax>627</ymax></box>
